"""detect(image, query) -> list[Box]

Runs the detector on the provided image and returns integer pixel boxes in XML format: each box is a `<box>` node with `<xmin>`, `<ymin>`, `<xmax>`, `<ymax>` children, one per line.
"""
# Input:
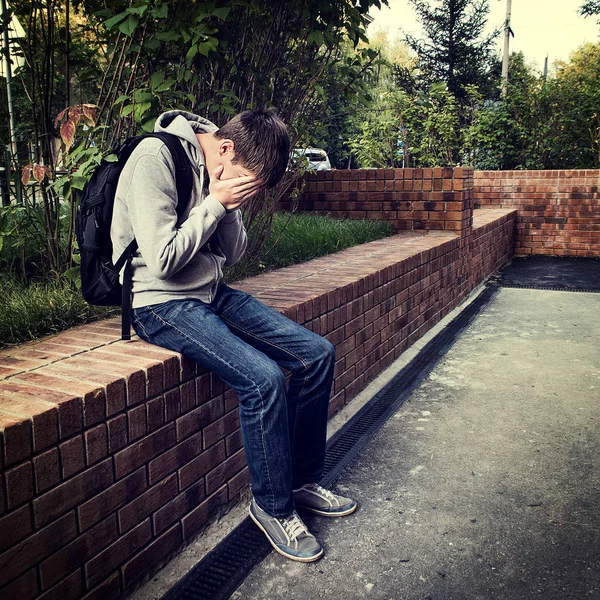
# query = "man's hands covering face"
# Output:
<box><xmin>209</xmin><ymin>164</ymin><xmax>264</xmax><ymax>212</ymax></box>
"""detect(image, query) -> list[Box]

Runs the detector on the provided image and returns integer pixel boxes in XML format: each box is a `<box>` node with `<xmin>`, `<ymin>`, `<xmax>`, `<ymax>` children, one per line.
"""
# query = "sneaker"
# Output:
<box><xmin>293</xmin><ymin>483</ymin><xmax>358</xmax><ymax>517</ymax></box>
<box><xmin>249</xmin><ymin>498</ymin><xmax>324</xmax><ymax>562</ymax></box>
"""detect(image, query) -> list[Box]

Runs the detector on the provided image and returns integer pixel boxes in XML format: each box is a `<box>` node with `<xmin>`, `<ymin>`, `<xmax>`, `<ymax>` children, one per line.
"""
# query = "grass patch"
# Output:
<box><xmin>1</xmin><ymin>214</ymin><xmax>394</xmax><ymax>348</ymax></box>
<box><xmin>224</xmin><ymin>213</ymin><xmax>394</xmax><ymax>282</ymax></box>
<box><xmin>0</xmin><ymin>277</ymin><xmax>116</xmax><ymax>348</ymax></box>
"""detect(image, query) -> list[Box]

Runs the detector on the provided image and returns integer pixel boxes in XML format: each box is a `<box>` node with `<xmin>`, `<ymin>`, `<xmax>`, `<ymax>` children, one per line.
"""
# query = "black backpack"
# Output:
<box><xmin>76</xmin><ymin>132</ymin><xmax>193</xmax><ymax>340</ymax></box>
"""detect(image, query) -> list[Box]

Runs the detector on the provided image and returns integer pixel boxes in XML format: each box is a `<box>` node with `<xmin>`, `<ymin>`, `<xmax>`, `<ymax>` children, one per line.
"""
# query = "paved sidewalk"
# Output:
<box><xmin>232</xmin><ymin>288</ymin><xmax>600</xmax><ymax>600</ymax></box>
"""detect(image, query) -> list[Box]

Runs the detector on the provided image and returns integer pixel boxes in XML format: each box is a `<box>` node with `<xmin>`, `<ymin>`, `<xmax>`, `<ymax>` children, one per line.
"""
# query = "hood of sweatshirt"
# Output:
<box><xmin>154</xmin><ymin>110</ymin><xmax>218</xmax><ymax>174</ymax></box>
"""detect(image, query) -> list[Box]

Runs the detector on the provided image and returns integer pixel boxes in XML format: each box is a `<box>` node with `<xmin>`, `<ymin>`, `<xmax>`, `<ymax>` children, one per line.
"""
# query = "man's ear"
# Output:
<box><xmin>218</xmin><ymin>138</ymin><xmax>235</xmax><ymax>158</ymax></box>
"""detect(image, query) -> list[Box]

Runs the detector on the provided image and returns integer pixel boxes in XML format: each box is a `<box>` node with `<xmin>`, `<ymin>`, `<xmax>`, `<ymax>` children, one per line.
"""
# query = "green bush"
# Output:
<box><xmin>1</xmin><ymin>214</ymin><xmax>394</xmax><ymax>348</ymax></box>
<box><xmin>0</xmin><ymin>276</ymin><xmax>116</xmax><ymax>348</ymax></box>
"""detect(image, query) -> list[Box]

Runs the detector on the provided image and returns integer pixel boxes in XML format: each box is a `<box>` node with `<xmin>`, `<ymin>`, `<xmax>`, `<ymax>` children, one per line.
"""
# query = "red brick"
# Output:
<box><xmin>121</xmin><ymin>523</ymin><xmax>182</xmax><ymax>592</ymax></box>
<box><xmin>0</xmin><ymin>504</ymin><xmax>32</xmax><ymax>552</ymax></box>
<box><xmin>127</xmin><ymin>404</ymin><xmax>147</xmax><ymax>442</ymax></box>
<box><xmin>0</xmin><ymin>414</ymin><xmax>32</xmax><ymax>466</ymax></box>
<box><xmin>0</xmin><ymin>511</ymin><xmax>77</xmax><ymax>587</ymax></box>
<box><xmin>0</xmin><ymin>388</ymin><xmax>61</xmax><ymax>452</ymax></box>
<box><xmin>12</xmin><ymin>373</ymin><xmax>106</xmax><ymax>428</ymax></box>
<box><xmin>84</xmin><ymin>423</ymin><xmax>108</xmax><ymax>466</ymax></box>
<box><xmin>107</xmin><ymin>414</ymin><xmax>128</xmax><ymax>454</ymax></box>
<box><xmin>33</xmin><ymin>458</ymin><xmax>114</xmax><ymax>528</ymax></box>
<box><xmin>39</xmin><ymin>515</ymin><xmax>118</xmax><ymax>589</ymax></box>
<box><xmin>181</xmin><ymin>485</ymin><xmax>228</xmax><ymax>541</ymax></box>
<box><xmin>113</xmin><ymin>423</ymin><xmax>176</xmax><ymax>480</ymax></box>
<box><xmin>41</xmin><ymin>363</ymin><xmax>126</xmax><ymax>417</ymax></box>
<box><xmin>180</xmin><ymin>380</ymin><xmax>196</xmax><ymax>413</ymax></box>
<box><xmin>148</xmin><ymin>432</ymin><xmax>203</xmax><ymax>485</ymax></box>
<box><xmin>226</xmin><ymin>428</ymin><xmax>244</xmax><ymax>456</ymax></box>
<box><xmin>5</xmin><ymin>461</ymin><xmax>34</xmax><ymax>509</ymax></box>
<box><xmin>79</xmin><ymin>571</ymin><xmax>120</xmax><ymax>600</ymax></box>
<box><xmin>206</xmin><ymin>447</ymin><xmax>246</xmax><ymax>495</ymax></box>
<box><xmin>224</xmin><ymin>389</ymin><xmax>239</xmax><ymax>412</ymax></box>
<box><xmin>178</xmin><ymin>441</ymin><xmax>226</xmax><ymax>491</ymax></box>
<box><xmin>147</xmin><ymin>396</ymin><xmax>165</xmax><ymax>432</ymax></box>
<box><xmin>203</xmin><ymin>410</ymin><xmax>240</xmax><ymax>449</ymax></box>
<box><xmin>0</xmin><ymin>568</ymin><xmax>38</xmax><ymax>600</ymax></box>
<box><xmin>38</xmin><ymin>569</ymin><xmax>83</xmax><ymax>600</ymax></box>
<box><xmin>33</xmin><ymin>447</ymin><xmax>60</xmax><ymax>493</ymax></box>
<box><xmin>91</xmin><ymin>349</ymin><xmax>163</xmax><ymax>399</ymax></box>
<box><xmin>153</xmin><ymin>480</ymin><xmax>206</xmax><ymax>535</ymax></box>
<box><xmin>228</xmin><ymin>466</ymin><xmax>251</xmax><ymax>500</ymax></box>
<box><xmin>84</xmin><ymin>518</ymin><xmax>151</xmax><ymax>589</ymax></box>
<box><xmin>78</xmin><ymin>467</ymin><xmax>147</xmax><ymax>532</ymax></box>
<box><xmin>118</xmin><ymin>473</ymin><xmax>177</xmax><ymax>534</ymax></box>
<box><xmin>59</xmin><ymin>435</ymin><xmax>85</xmax><ymax>478</ymax></box>
<box><xmin>175</xmin><ymin>397</ymin><xmax>224</xmax><ymax>442</ymax></box>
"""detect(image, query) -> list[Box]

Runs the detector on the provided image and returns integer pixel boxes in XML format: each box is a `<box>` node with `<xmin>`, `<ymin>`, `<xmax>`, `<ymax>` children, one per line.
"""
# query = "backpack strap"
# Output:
<box><xmin>120</xmin><ymin>132</ymin><xmax>194</xmax><ymax>340</ymax></box>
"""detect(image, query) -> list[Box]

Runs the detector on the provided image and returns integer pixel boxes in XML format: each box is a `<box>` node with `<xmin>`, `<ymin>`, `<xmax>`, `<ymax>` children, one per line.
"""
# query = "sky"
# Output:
<box><xmin>369</xmin><ymin>0</ymin><xmax>600</xmax><ymax>72</ymax></box>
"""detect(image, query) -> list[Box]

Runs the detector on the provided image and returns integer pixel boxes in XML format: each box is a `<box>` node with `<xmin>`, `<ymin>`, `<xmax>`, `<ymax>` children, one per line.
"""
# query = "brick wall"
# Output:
<box><xmin>281</xmin><ymin>167</ymin><xmax>475</xmax><ymax>237</ymax></box>
<box><xmin>473</xmin><ymin>170</ymin><xmax>600</xmax><ymax>256</ymax></box>
<box><xmin>287</xmin><ymin>168</ymin><xmax>600</xmax><ymax>257</ymax></box>
<box><xmin>0</xmin><ymin>206</ymin><xmax>515</xmax><ymax>600</ymax></box>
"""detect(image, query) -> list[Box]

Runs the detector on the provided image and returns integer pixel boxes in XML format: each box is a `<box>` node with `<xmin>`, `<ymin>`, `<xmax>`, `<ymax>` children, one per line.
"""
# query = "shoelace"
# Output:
<box><xmin>307</xmin><ymin>484</ymin><xmax>339</xmax><ymax>505</ymax></box>
<box><xmin>279</xmin><ymin>511</ymin><xmax>308</xmax><ymax>541</ymax></box>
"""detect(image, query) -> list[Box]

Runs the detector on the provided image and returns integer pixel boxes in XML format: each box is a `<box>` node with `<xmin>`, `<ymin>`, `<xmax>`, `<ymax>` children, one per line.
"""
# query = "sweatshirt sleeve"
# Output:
<box><xmin>214</xmin><ymin>209</ymin><xmax>248</xmax><ymax>267</ymax></box>
<box><xmin>123</xmin><ymin>151</ymin><xmax>226</xmax><ymax>280</ymax></box>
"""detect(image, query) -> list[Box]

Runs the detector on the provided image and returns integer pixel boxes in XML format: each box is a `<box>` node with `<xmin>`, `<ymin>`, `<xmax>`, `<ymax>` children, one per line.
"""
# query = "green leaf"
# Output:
<box><xmin>307</xmin><ymin>31</ymin><xmax>324</xmax><ymax>46</ymax></box>
<box><xmin>133</xmin><ymin>88</ymin><xmax>153</xmax><ymax>103</ymax></box>
<box><xmin>63</xmin><ymin>266</ymin><xmax>81</xmax><ymax>287</ymax></box>
<box><xmin>151</xmin><ymin>3</ymin><xmax>168</xmax><ymax>19</ymax></box>
<box><xmin>127</xmin><ymin>4</ymin><xmax>149</xmax><ymax>17</ymax></box>
<box><xmin>156</xmin><ymin>30</ymin><xmax>180</xmax><ymax>41</ymax></box>
<box><xmin>104</xmin><ymin>153</ymin><xmax>119</xmax><ymax>163</ymax></box>
<box><xmin>150</xmin><ymin>71</ymin><xmax>165</xmax><ymax>89</ymax></box>
<box><xmin>197</xmin><ymin>41</ymin><xmax>214</xmax><ymax>56</ymax></box>
<box><xmin>70</xmin><ymin>176</ymin><xmax>88</xmax><ymax>191</ymax></box>
<box><xmin>120</xmin><ymin>104</ymin><xmax>134</xmax><ymax>117</ymax></box>
<box><xmin>144</xmin><ymin>38</ymin><xmax>160</xmax><ymax>51</ymax></box>
<box><xmin>119</xmin><ymin>14</ymin><xmax>139</xmax><ymax>36</ymax></box>
<box><xmin>213</xmin><ymin>7</ymin><xmax>230</xmax><ymax>20</ymax></box>
<box><xmin>141</xmin><ymin>117</ymin><xmax>157</xmax><ymax>132</ymax></box>
<box><xmin>113</xmin><ymin>95</ymin><xmax>129</xmax><ymax>106</ymax></box>
<box><xmin>154</xmin><ymin>78</ymin><xmax>175</xmax><ymax>93</ymax></box>
<box><xmin>186</xmin><ymin>44</ymin><xmax>198</xmax><ymax>62</ymax></box>
<box><xmin>134</xmin><ymin>102</ymin><xmax>153</xmax><ymax>122</ymax></box>
<box><xmin>104</xmin><ymin>12</ymin><xmax>128</xmax><ymax>30</ymax></box>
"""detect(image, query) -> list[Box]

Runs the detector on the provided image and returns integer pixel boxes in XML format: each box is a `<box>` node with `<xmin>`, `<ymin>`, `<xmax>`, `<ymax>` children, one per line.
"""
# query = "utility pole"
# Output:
<box><xmin>1</xmin><ymin>0</ymin><xmax>17</xmax><ymax>155</ymax></box>
<box><xmin>501</xmin><ymin>0</ymin><xmax>513</xmax><ymax>98</ymax></box>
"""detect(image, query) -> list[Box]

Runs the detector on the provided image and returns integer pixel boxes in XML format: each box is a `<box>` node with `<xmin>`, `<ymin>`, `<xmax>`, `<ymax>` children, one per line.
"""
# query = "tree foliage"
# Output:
<box><xmin>405</xmin><ymin>0</ymin><xmax>499</xmax><ymax>99</ymax></box>
<box><xmin>1</xmin><ymin>0</ymin><xmax>388</xmax><ymax>280</ymax></box>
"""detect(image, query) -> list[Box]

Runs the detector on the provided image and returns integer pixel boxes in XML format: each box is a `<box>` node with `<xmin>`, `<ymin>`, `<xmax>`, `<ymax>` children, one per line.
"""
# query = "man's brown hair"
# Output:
<box><xmin>215</xmin><ymin>108</ymin><xmax>289</xmax><ymax>189</ymax></box>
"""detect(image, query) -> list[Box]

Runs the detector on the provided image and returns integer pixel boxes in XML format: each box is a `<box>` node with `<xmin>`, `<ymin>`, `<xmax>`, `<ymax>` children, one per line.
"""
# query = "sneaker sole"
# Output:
<box><xmin>295</xmin><ymin>502</ymin><xmax>358</xmax><ymax>518</ymax></box>
<box><xmin>249</xmin><ymin>506</ymin><xmax>324</xmax><ymax>563</ymax></box>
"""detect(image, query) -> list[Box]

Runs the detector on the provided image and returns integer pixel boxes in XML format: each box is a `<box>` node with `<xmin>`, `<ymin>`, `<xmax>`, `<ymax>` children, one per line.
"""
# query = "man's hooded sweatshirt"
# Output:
<box><xmin>111</xmin><ymin>110</ymin><xmax>247</xmax><ymax>308</ymax></box>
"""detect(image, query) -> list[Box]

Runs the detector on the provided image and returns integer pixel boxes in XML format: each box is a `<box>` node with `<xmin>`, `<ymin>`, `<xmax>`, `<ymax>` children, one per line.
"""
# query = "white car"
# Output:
<box><xmin>293</xmin><ymin>148</ymin><xmax>332</xmax><ymax>171</ymax></box>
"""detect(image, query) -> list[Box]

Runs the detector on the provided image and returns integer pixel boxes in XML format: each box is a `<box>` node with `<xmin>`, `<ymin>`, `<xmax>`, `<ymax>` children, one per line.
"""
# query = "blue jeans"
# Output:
<box><xmin>132</xmin><ymin>283</ymin><xmax>336</xmax><ymax>518</ymax></box>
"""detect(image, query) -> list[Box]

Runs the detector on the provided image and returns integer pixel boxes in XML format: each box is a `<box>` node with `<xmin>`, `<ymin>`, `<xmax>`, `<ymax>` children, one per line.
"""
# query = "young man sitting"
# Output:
<box><xmin>111</xmin><ymin>108</ymin><xmax>357</xmax><ymax>562</ymax></box>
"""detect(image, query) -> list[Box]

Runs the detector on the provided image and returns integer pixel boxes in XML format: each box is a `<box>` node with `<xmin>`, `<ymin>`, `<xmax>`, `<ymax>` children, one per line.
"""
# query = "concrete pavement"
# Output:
<box><xmin>231</xmin><ymin>287</ymin><xmax>600</xmax><ymax>600</ymax></box>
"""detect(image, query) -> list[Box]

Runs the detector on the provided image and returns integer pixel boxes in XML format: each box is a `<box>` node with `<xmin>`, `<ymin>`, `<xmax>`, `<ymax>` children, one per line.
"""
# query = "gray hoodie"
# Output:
<box><xmin>111</xmin><ymin>110</ymin><xmax>247</xmax><ymax>308</ymax></box>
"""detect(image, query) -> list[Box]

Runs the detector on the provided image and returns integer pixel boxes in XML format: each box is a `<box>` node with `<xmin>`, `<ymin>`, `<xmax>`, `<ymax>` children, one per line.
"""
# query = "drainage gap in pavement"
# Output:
<box><xmin>160</xmin><ymin>285</ymin><xmax>500</xmax><ymax>600</ymax></box>
<box><xmin>498</xmin><ymin>256</ymin><xmax>600</xmax><ymax>293</ymax></box>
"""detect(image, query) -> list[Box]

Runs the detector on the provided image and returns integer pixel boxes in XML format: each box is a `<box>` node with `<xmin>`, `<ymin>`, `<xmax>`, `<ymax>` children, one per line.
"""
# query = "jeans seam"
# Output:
<box><xmin>132</xmin><ymin>309</ymin><xmax>150</xmax><ymax>340</ymax></box>
<box><xmin>219</xmin><ymin>315</ymin><xmax>311</xmax><ymax>372</ymax></box>
<box><xmin>145</xmin><ymin>306</ymin><xmax>276</xmax><ymax>512</ymax></box>
<box><xmin>221</xmin><ymin>314</ymin><xmax>317</xmax><ymax>491</ymax></box>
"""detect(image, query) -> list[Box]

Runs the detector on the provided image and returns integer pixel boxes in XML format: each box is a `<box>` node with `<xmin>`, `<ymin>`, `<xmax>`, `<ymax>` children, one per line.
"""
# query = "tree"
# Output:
<box><xmin>405</xmin><ymin>0</ymin><xmax>499</xmax><ymax>100</ymax></box>
<box><xmin>580</xmin><ymin>0</ymin><xmax>600</xmax><ymax>19</ymax></box>
<box><xmin>1</xmin><ymin>0</ymin><xmax>388</xmax><ymax>280</ymax></box>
